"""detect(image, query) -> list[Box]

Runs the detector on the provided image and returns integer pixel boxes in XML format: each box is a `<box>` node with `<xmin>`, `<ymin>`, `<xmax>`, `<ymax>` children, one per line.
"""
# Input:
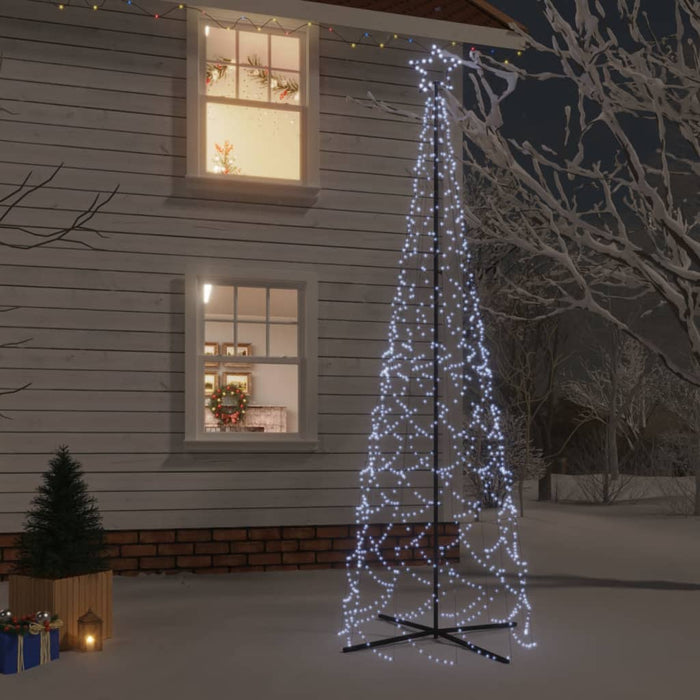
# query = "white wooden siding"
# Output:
<box><xmin>0</xmin><ymin>0</ymin><xmax>448</xmax><ymax>530</ymax></box>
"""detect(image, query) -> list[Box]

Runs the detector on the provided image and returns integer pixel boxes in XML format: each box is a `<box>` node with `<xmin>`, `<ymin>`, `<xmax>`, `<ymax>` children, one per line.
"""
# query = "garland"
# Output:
<box><xmin>1</xmin><ymin>615</ymin><xmax>63</xmax><ymax>637</ymax></box>
<box><xmin>205</xmin><ymin>56</ymin><xmax>300</xmax><ymax>101</ymax></box>
<box><xmin>206</xmin><ymin>60</ymin><xmax>231</xmax><ymax>86</ymax></box>
<box><xmin>247</xmin><ymin>55</ymin><xmax>300</xmax><ymax>101</ymax></box>
<box><xmin>209</xmin><ymin>384</ymin><xmax>248</xmax><ymax>425</ymax></box>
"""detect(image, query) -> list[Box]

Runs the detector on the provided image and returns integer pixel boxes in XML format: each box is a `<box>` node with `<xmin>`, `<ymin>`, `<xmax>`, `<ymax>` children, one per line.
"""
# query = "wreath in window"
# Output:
<box><xmin>209</xmin><ymin>384</ymin><xmax>248</xmax><ymax>425</ymax></box>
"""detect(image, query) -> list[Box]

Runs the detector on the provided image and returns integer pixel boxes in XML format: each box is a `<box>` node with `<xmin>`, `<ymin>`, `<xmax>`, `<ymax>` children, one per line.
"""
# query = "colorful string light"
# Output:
<box><xmin>39</xmin><ymin>0</ymin><xmax>525</xmax><ymax>61</ymax></box>
<box><xmin>340</xmin><ymin>46</ymin><xmax>534</xmax><ymax>664</ymax></box>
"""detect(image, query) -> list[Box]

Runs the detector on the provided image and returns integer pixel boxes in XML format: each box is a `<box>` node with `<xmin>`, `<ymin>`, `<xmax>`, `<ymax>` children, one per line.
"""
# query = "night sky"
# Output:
<box><xmin>484</xmin><ymin>0</ymin><xmax>680</xmax><ymax>150</ymax></box>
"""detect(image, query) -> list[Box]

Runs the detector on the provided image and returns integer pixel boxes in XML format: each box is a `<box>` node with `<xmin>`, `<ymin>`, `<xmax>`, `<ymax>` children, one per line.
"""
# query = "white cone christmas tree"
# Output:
<box><xmin>340</xmin><ymin>48</ymin><xmax>534</xmax><ymax>664</ymax></box>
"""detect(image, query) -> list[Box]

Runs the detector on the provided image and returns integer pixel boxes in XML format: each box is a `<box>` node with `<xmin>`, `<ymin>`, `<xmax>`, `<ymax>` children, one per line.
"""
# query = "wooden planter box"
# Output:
<box><xmin>8</xmin><ymin>570</ymin><xmax>112</xmax><ymax>650</ymax></box>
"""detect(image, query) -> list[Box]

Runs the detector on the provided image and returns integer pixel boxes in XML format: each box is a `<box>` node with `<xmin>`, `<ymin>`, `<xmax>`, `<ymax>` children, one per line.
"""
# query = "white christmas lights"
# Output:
<box><xmin>340</xmin><ymin>46</ymin><xmax>535</xmax><ymax>664</ymax></box>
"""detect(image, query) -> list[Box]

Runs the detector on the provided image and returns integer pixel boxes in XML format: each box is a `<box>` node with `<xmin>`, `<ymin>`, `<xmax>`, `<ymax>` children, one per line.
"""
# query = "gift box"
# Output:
<box><xmin>0</xmin><ymin>628</ymin><xmax>59</xmax><ymax>674</ymax></box>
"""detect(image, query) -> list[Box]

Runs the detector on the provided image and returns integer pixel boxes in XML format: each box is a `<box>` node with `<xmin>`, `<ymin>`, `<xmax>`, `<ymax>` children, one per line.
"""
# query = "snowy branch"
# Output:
<box><xmin>451</xmin><ymin>1</ymin><xmax>699</xmax><ymax>384</ymax></box>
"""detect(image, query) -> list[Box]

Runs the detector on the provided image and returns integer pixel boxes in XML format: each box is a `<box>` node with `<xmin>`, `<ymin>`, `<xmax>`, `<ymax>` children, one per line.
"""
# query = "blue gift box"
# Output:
<box><xmin>0</xmin><ymin>629</ymin><xmax>59</xmax><ymax>674</ymax></box>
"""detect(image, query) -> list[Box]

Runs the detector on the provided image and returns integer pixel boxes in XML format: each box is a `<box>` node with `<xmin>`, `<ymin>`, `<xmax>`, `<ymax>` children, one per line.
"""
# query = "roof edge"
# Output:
<box><xmin>469</xmin><ymin>0</ymin><xmax>527</xmax><ymax>33</ymax></box>
<box><xmin>187</xmin><ymin>1</ymin><xmax>526</xmax><ymax>49</ymax></box>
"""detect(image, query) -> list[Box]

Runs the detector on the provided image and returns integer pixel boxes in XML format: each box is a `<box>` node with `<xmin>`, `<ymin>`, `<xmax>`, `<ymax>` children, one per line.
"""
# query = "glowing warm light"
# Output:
<box><xmin>205</xmin><ymin>25</ymin><xmax>210</xmax><ymax>36</ymax></box>
<box><xmin>203</xmin><ymin>283</ymin><xmax>212</xmax><ymax>304</ymax></box>
<box><xmin>85</xmin><ymin>635</ymin><xmax>95</xmax><ymax>650</ymax></box>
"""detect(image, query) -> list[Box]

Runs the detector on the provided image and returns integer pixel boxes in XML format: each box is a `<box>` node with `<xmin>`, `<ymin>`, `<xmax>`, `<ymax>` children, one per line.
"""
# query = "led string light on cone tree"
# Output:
<box><xmin>340</xmin><ymin>46</ymin><xmax>534</xmax><ymax>665</ymax></box>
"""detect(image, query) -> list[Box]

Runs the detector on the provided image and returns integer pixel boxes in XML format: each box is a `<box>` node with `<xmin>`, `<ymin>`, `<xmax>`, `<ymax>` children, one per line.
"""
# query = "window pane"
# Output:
<box><xmin>204</xmin><ymin>363</ymin><xmax>298</xmax><ymax>433</ymax></box>
<box><xmin>236</xmin><ymin>287</ymin><xmax>267</xmax><ymax>355</ymax></box>
<box><xmin>206</xmin><ymin>103</ymin><xmax>301</xmax><ymax>180</ymax></box>
<box><xmin>269</xmin><ymin>323</ymin><xmax>297</xmax><ymax>357</ymax></box>
<box><xmin>239</xmin><ymin>32</ymin><xmax>269</xmax><ymax>102</ymax></box>
<box><xmin>205</xmin><ymin>26</ymin><xmax>236</xmax><ymax>61</ymax></box>
<box><xmin>251</xmin><ymin>363</ymin><xmax>298</xmax><ymax>433</ymax></box>
<box><xmin>237</xmin><ymin>323</ymin><xmax>266</xmax><ymax>356</ymax></box>
<box><xmin>237</xmin><ymin>287</ymin><xmax>267</xmax><ymax>318</ymax></box>
<box><xmin>204</xmin><ymin>284</ymin><xmax>234</xmax><ymax>350</ymax></box>
<box><xmin>270</xmin><ymin>288</ymin><xmax>297</xmax><ymax>320</ymax></box>
<box><xmin>205</xmin><ymin>27</ymin><xmax>236</xmax><ymax>98</ymax></box>
<box><xmin>271</xmin><ymin>35</ymin><xmax>300</xmax><ymax>72</ymax></box>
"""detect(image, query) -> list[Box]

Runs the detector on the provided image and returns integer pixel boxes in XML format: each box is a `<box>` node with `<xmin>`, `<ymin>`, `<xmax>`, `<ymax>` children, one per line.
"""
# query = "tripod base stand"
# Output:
<box><xmin>343</xmin><ymin>615</ymin><xmax>516</xmax><ymax>664</ymax></box>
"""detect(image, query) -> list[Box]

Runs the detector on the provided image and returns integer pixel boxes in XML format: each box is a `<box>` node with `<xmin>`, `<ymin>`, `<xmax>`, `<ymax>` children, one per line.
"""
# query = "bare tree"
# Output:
<box><xmin>446</xmin><ymin>0</ymin><xmax>699</xmax><ymax>386</ymax></box>
<box><xmin>0</xmin><ymin>165</ymin><xmax>117</xmax><ymax>413</ymax></box>
<box><xmin>562</xmin><ymin>326</ymin><xmax>660</xmax><ymax>502</ymax></box>
<box><xmin>0</xmin><ymin>164</ymin><xmax>117</xmax><ymax>250</ymax></box>
<box><xmin>655</xmin><ymin>371</ymin><xmax>700</xmax><ymax>515</ymax></box>
<box><xmin>646</xmin><ymin>433</ymin><xmax>697</xmax><ymax>515</ymax></box>
<box><xmin>479</xmin><ymin>300</ymin><xmax>565</xmax><ymax>511</ymax></box>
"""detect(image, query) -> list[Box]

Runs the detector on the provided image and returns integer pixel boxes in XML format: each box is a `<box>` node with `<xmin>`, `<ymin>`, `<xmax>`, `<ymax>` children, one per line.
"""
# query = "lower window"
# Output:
<box><xmin>185</xmin><ymin>266</ymin><xmax>318</xmax><ymax>450</ymax></box>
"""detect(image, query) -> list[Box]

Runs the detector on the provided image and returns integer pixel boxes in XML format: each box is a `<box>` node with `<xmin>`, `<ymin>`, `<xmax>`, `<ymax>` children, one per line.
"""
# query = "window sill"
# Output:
<box><xmin>184</xmin><ymin>175</ymin><xmax>320</xmax><ymax>207</ymax></box>
<box><xmin>183</xmin><ymin>436</ymin><xmax>320</xmax><ymax>453</ymax></box>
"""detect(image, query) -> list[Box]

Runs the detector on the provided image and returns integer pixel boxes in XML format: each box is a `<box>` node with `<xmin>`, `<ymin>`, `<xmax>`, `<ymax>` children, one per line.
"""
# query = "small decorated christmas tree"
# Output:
<box><xmin>16</xmin><ymin>446</ymin><xmax>108</xmax><ymax>579</ymax></box>
<box><xmin>212</xmin><ymin>140</ymin><xmax>242</xmax><ymax>175</ymax></box>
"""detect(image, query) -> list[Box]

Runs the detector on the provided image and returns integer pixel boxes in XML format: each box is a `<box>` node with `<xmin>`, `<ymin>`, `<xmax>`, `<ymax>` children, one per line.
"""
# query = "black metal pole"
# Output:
<box><xmin>432</xmin><ymin>80</ymin><xmax>440</xmax><ymax>638</ymax></box>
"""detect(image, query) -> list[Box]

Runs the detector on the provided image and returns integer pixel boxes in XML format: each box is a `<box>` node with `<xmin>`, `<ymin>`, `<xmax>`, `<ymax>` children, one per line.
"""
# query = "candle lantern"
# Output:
<box><xmin>77</xmin><ymin>609</ymin><xmax>103</xmax><ymax>652</ymax></box>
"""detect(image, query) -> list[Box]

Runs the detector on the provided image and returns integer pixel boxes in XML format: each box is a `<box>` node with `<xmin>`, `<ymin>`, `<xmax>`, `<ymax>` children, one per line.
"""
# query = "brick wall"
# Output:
<box><xmin>0</xmin><ymin>524</ymin><xmax>459</xmax><ymax>579</ymax></box>
<box><xmin>0</xmin><ymin>535</ymin><xmax>19</xmax><ymax>579</ymax></box>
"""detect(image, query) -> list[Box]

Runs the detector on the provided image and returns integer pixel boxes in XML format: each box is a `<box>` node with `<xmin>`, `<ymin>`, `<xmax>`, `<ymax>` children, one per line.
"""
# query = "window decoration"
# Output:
<box><xmin>246</xmin><ymin>55</ymin><xmax>300</xmax><ymax>101</ymax></box>
<box><xmin>222</xmin><ymin>343</ymin><xmax>252</xmax><ymax>357</ymax></box>
<box><xmin>206</xmin><ymin>61</ymin><xmax>230</xmax><ymax>87</ymax></box>
<box><xmin>222</xmin><ymin>370</ymin><xmax>251</xmax><ymax>394</ymax></box>
<box><xmin>208</xmin><ymin>384</ymin><xmax>248</xmax><ymax>426</ymax></box>
<box><xmin>212</xmin><ymin>140</ymin><xmax>242</xmax><ymax>175</ymax></box>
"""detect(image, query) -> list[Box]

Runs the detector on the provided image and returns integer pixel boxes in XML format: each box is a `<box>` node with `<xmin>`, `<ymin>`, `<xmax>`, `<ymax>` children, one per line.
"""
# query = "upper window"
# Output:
<box><xmin>187</xmin><ymin>11</ymin><xmax>320</xmax><ymax>192</ymax></box>
<box><xmin>185</xmin><ymin>264</ymin><xmax>318</xmax><ymax>451</ymax></box>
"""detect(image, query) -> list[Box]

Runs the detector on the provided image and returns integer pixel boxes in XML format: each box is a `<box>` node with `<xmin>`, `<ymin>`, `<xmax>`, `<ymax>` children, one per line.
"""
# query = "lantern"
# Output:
<box><xmin>77</xmin><ymin>609</ymin><xmax>103</xmax><ymax>652</ymax></box>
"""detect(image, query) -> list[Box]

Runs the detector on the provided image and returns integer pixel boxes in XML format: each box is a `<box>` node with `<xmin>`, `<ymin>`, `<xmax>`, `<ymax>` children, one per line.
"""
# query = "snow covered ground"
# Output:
<box><xmin>1</xmin><ymin>500</ymin><xmax>698</xmax><ymax>699</ymax></box>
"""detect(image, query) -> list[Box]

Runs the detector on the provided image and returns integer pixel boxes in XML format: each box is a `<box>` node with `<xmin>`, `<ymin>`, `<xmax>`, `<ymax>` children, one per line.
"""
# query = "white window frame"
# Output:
<box><xmin>184</xmin><ymin>262</ymin><xmax>319</xmax><ymax>451</ymax></box>
<box><xmin>186</xmin><ymin>8</ymin><xmax>320</xmax><ymax>203</ymax></box>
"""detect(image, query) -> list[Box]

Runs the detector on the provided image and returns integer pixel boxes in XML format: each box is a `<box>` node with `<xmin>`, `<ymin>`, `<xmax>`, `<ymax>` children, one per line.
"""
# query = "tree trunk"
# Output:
<box><xmin>695</xmin><ymin>462</ymin><xmax>700</xmax><ymax>516</ymax></box>
<box><xmin>602</xmin><ymin>469</ymin><xmax>610</xmax><ymax>505</ymax></box>
<box><xmin>538</xmin><ymin>324</ymin><xmax>560</xmax><ymax>502</ymax></box>
<box><xmin>607</xmin><ymin>330</ymin><xmax>620</xmax><ymax>486</ymax></box>
<box><xmin>521</xmin><ymin>404</ymin><xmax>532</xmax><ymax>517</ymax></box>
<box><xmin>518</xmin><ymin>477</ymin><xmax>525</xmax><ymax>517</ymax></box>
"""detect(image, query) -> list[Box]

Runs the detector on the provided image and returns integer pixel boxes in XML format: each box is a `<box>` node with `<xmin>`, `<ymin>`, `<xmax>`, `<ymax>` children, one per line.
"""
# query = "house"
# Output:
<box><xmin>0</xmin><ymin>0</ymin><xmax>521</xmax><ymax>577</ymax></box>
